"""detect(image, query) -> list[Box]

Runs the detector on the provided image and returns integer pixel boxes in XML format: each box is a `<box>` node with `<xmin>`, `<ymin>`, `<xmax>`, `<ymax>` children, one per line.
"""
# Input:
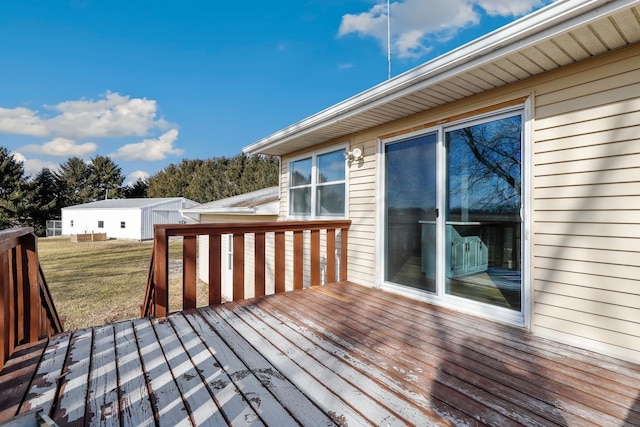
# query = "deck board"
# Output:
<box><xmin>0</xmin><ymin>281</ymin><xmax>639</xmax><ymax>426</ymax></box>
<box><xmin>113</xmin><ymin>321</ymin><xmax>155</xmax><ymax>427</ymax></box>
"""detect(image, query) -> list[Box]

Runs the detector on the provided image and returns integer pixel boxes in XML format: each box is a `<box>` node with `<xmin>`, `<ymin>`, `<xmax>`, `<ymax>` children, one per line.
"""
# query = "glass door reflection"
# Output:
<box><xmin>445</xmin><ymin>115</ymin><xmax>522</xmax><ymax>310</ymax></box>
<box><xmin>385</xmin><ymin>133</ymin><xmax>437</xmax><ymax>292</ymax></box>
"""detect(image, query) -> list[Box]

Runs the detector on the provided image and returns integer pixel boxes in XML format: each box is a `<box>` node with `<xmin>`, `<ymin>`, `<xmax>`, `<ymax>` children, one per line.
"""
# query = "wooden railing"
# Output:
<box><xmin>0</xmin><ymin>228</ymin><xmax>63</xmax><ymax>370</ymax></box>
<box><xmin>142</xmin><ymin>220</ymin><xmax>351</xmax><ymax>318</ymax></box>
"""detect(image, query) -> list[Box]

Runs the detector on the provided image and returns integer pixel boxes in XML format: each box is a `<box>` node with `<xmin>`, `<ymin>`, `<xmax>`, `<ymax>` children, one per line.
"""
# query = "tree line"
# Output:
<box><xmin>0</xmin><ymin>146</ymin><xmax>279</xmax><ymax>236</ymax></box>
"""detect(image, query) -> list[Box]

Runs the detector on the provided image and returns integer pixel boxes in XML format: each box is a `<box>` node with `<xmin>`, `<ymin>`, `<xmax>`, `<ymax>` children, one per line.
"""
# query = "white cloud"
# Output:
<box><xmin>0</xmin><ymin>92</ymin><xmax>166</xmax><ymax>139</ymax></box>
<box><xmin>110</xmin><ymin>129</ymin><xmax>183</xmax><ymax>161</ymax></box>
<box><xmin>0</xmin><ymin>107</ymin><xmax>48</xmax><ymax>136</ymax></box>
<box><xmin>20</xmin><ymin>137</ymin><xmax>97</xmax><ymax>157</ymax></box>
<box><xmin>125</xmin><ymin>170</ymin><xmax>150</xmax><ymax>186</ymax></box>
<box><xmin>338</xmin><ymin>0</ymin><xmax>550</xmax><ymax>59</ymax></box>
<box><xmin>12</xmin><ymin>152</ymin><xmax>60</xmax><ymax>176</ymax></box>
<box><xmin>478</xmin><ymin>0</ymin><xmax>548</xmax><ymax>16</ymax></box>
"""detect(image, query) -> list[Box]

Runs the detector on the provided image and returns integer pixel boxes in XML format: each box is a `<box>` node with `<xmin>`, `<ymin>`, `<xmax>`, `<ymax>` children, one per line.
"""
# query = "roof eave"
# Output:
<box><xmin>243</xmin><ymin>0</ymin><xmax>638</xmax><ymax>156</ymax></box>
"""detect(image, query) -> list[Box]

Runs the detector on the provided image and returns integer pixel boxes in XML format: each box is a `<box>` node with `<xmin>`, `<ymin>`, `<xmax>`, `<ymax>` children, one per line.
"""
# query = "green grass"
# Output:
<box><xmin>39</xmin><ymin>237</ymin><xmax>209</xmax><ymax>331</ymax></box>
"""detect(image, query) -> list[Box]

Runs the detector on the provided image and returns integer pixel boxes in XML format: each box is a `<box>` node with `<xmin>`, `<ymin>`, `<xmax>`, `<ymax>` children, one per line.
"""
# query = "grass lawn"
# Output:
<box><xmin>38</xmin><ymin>237</ymin><xmax>209</xmax><ymax>331</ymax></box>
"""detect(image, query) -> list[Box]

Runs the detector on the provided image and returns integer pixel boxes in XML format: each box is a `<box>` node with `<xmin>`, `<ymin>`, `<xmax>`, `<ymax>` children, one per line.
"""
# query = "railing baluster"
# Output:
<box><xmin>293</xmin><ymin>230</ymin><xmax>303</xmax><ymax>290</ymax></box>
<box><xmin>254</xmin><ymin>232</ymin><xmax>266</xmax><ymax>297</ymax></box>
<box><xmin>11</xmin><ymin>248</ymin><xmax>21</xmax><ymax>345</ymax></box>
<box><xmin>310</xmin><ymin>229</ymin><xmax>320</xmax><ymax>286</ymax></box>
<box><xmin>8</xmin><ymin>249</ymin><xmax>17</xmax><ymax>351</ymax></box>
<box><xmin>233</xmin><ymin>234</ymin><xmax>245</xmax><ymax>301</ymax></box>
<box><xmin>0</xmin><ymin>251</ymin><xmax>10</xmax><ymax>368</ymax></box>
<box><xmin>340</xmin><ymin>227</ymin><xmax>348</xmax><ymax>281</ymax></box>
<box><xmin>209</xmin><ymin>234</ymin><xmax>222</xmax><ymax>306</ymax></box>
<box><xmin>326</xmin><ymin>228</ymin><xmax>336</xmax><ymax>284</ymax></box>
<box><xmin>274</xmin><ymin>231</ymin><xmax>285</xmax><ymax>294</ymax></box>
<box><xmin>183</xmin><ymin>236</ymin><xmax>197</xmax><ymax>310</ymax></box>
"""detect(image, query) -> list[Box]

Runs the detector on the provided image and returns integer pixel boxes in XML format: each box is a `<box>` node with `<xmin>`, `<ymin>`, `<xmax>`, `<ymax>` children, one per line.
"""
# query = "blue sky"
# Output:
<box><xmin>0</xmin><ymin>0</ymin><xmax>552</xmax><ymax>185</ymax></box>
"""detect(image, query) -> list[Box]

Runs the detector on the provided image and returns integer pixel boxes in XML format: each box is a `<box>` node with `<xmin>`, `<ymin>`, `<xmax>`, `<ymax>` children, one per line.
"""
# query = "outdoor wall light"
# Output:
<box><xmin>344</xmin><ymin>146</ymin><xmax>364</xmax><ymax>162</ymax></box>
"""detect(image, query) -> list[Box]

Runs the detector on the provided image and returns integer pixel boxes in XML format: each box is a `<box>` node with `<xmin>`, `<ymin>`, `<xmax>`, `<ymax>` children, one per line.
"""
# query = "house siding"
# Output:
<box><xmin>531</xmin><ymin>45</ymin><xmax>640</xmax><ymax>363</ymax></box>
<box><xmin>276</xmin><ymin>44</ymin><xmax>640</xmax><ymax>363</ymax></box>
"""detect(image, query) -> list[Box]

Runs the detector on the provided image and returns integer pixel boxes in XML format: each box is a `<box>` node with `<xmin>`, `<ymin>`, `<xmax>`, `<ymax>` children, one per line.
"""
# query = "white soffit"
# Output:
<box><xmin>243</xmin><ymin>0</ymin><xmax>640</xmax><ymax>156</ymax></box>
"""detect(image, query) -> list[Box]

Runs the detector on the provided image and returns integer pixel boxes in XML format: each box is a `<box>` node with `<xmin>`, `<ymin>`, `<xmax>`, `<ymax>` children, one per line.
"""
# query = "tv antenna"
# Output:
<box><xmin>387</xmin><ymin>0</ymin><xmax>392</xmax><ymax>80</ymax></box>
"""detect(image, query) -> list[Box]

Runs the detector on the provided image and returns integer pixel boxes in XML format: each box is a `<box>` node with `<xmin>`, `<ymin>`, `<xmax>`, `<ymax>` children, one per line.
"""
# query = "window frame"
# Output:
<box><xmin>287</xmin><ymin>145</ymin><xmax>348</xmax><ymax>219</ymax></box>
<box><xmin>97</xmin><ymin>220</ymin><xmax>104</xmax><ymax>229</ymax></box>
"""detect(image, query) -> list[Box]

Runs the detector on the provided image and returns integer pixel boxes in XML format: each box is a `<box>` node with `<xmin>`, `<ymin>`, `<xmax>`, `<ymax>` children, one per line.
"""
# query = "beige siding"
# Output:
<box><xmin>273</xmin><ymin>44</ymin><xmax>640</xmax><ymax>363</ymax></box>
<box><xmin>531</xmin><ymin>45</ymin><xmax>640</xmax><ymax>363</ymax></box>
<box><xmin>346</xmin><ymin>142</ymin><xmax>378</xmax><ymax>286</ymax></box>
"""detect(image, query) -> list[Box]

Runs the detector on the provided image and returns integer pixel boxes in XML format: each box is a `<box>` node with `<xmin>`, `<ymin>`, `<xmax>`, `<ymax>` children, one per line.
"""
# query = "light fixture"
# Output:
<box><xmin>344</xmin><ymin>146</ymin><xmax>364</xmax><ymax>162</ymax></box>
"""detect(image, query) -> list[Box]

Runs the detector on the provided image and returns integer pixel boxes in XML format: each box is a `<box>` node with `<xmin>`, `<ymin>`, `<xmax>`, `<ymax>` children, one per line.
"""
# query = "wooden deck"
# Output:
<box><xmin>1</xmin><ymin>281</ymin><xmax>639</xmax><ymax>426</ymax></box>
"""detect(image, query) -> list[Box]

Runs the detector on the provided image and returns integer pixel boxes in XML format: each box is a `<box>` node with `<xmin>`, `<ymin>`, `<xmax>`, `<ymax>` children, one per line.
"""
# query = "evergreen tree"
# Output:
<box><xmin>147</xmin><ymin>153</ymin><xmax>279</xmax><ymax>203</ymax></box>
<box><xmin>55</xmin><ymin>156</ymin><xmax>91</xmax><ymax>206</ymax></box>
<box><xmin>123</xmin><ymin>178</ymin><xmax>149</xmax><ymax>198</ymax></box>
<box><xmin>27</xmin><ymin>168</ymin><xmax>60</xmax><ymax>235</ymax></box>
<box><xmin>0</xmin><ymin>146</ymin><xmax>30</xmax><ymax>229</ymax></box>
<box><xmin>88</xmin><ymin>155</ymin><xmax>125</xmax><ymax>200</ymax></box>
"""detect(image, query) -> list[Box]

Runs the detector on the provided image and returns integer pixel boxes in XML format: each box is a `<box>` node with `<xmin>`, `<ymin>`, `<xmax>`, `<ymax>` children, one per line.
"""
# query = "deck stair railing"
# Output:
<box><xmin>142</xmin><ymin>220</ymin><xmax>351</xmax><ymax>318</ymax></box>
<box><xmin>0</xmin><ymin>228</ymin><xmax>63</xmax><ymax>370</ymax></box>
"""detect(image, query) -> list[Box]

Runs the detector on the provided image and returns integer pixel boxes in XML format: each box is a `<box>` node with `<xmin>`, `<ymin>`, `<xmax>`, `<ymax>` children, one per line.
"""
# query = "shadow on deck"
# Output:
<box><xmin>1</xmin><ymin>281</ymin><xmax>639</xmax><ymax>426</ymax></box>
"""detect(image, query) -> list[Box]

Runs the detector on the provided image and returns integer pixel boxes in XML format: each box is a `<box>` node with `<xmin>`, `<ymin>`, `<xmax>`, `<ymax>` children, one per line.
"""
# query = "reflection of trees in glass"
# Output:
<box><xmin>291</xmin><ymin>158</ymin><xmax>312</xmax><ymax>186</ymax></box>
<box><xmin>447</xmin><ymin>115</ymin><xmax>521</xmax><ymax>218</ymax></box>
<box><xmin>316</xmin><ymin>184</ymin><xmax>345</xmax><ymax>215</ymax></box>
<box><xmin>386</xmin><ymin>133</ymin><xmax>437</xmax><ymax>215</ymax></box>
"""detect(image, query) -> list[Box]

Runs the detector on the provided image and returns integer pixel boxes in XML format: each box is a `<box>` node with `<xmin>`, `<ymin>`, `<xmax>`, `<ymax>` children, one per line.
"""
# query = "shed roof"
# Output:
<box><xmin>62</xmin><ymin>198</ymin><xmax>195</xmax><ymax>210</ymax></box>
<box><xmin>182</xmin><ymin>186</ymin><xmax>279</xmax><ymax>214</ymax></box>
<box><xmin>243</xmin><ymin>0</ymin><xmax>640</xmax><ymax>156</ymax></box>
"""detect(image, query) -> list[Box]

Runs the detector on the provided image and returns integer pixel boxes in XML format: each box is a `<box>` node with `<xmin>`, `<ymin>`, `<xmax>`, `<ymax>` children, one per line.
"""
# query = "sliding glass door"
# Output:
<box><xmin>383</xmin><ymin>110</ymin><xmax>523</xmax><ymax>315</ymax></box>
<box><xmin>445</xmin><ymin>114</ymin><xmax>522</xmax><ymax>311</ymax></box>
<box><xmin>384</xmin><ymin>132</ymin><xmax>437</xmax><ymax>292</ymax></box>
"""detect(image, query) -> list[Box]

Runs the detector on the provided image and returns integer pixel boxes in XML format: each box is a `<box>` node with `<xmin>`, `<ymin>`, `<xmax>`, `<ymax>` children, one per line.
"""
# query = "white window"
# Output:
<box><xmin>289</xmin><ymin>148</ymin><xmax>346</xmax><ymax>218</ymax></box>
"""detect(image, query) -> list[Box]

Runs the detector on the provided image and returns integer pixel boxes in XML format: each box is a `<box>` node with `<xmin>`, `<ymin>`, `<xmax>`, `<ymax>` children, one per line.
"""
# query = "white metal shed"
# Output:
<box><xmin>61</xmin><ymin>198</ymin><xmax>198</xmax><ymax>241</ymax></box>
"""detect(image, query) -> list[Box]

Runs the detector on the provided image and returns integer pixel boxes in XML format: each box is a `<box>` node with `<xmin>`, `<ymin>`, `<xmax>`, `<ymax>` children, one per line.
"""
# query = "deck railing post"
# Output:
<box><xmin>310</xmin><ymin>229</ymin><xmax>320</xmax><ymax>287</ymax></box>
<box><xmin>23</xmin><ymin>233</ymin><xmax>41</xmax><ymax>341</ymax></box>
<box><xmin>326</xmin><ymin>228</ymin><xmax>336</xmax><ymax>284</ymax></box>
<box><xmin>254</xmin><ymin>233</ymin><xmax>266</xmax><ymax>298</ymax></box>
<box><xmin>232</xmin><ymin>234</ymin><xmax>245</xmax><ymax>301</ymax></box>
<box><xmin>274</xmin><ymin>231</ymin><xmax>285</xmax><ymax>294</ymax></box>
<box><xmin>154</xmin><ymin>227</ymin><xmax>169</xmax><ymax>318</ymax></box>
<box><xmin>183</xmin><ymin>236</ymin><xmax>197</xmax><ymax>310</ymax></box>
<box><xmin>293</xmin><ymin>230</ymin><xmax>303</xmax><ymax>290</ymax></box>
<box><xmin>340</xmin><ymin>227</ymin><xmax>348</xmax><ymax>281</ymax></box>
<box><xmin>209</xmin><ymin>234</ymin><xmax>222</xmax><ymax>306</ymax></box>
